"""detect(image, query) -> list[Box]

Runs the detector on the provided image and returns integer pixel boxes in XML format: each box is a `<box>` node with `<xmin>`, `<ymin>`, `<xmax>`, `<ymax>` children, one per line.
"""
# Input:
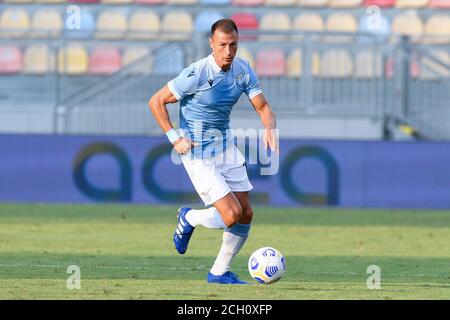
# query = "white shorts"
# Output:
<box><xmin>181</xmin><ymin>145</ymin><xmax>253</xmax><ymax>206</ymax></box>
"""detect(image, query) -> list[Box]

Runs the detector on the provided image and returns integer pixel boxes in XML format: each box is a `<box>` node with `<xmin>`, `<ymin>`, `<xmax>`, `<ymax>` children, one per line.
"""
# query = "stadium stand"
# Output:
<box><xmin>391</xmin><ymin>11</ymin><xmax>424</xmax><ymax>43</ymax></box>
<box><xmin>122</xmin><ymin>46</ymin><xmax>152</xmax><ymax>73</ymax></box>
<box><xmin>293</xmin><ymin>13</ymin><xmax>324</xmax><ymax>33</ymax></box>
<box><xmin>201</xmin><ymin>0</ymin><xmax>231</xmax><ymax>4</ymax></box>
<box><xmin>134</xmin><ymin>0</ymin><xmax>167</xmax><ymax>4</ymax></box>
<box><xmin>258</xmin><ymin>12</ymin><xmax>291</xmax><ymax>41</ymax></box>
<box><xmin>423</xmin><ymin>15</ymin><xmax>450</xmax><ymax>44</ymax></box>
<box><xmin>320</xmin><ymin>49</ymin><xmax>354</xmax><ymax>78</ymax></box>
<box><xmin>354</xmin><ymin>49</ymin><xmax>382</xmax><ymax>78</ymax></box>
<box><xmin>286</xmin><ymin>49</ymin><xmax>321</xmax><ymax>78</ymax></box>
<box><xmin>395</xmin><ymin>0</ymin><xmax>428</xmax><ymax>8</ymax></box>
<box><xmin>363</xmin><ymin>0</ymin><xmax>394</xmax><ymax>7</ymax></box>
<box><xmin>237</xmin><ymin>46</ymin><xmax>255</xmax><ymax>68</ymax></box>
<box><xmin>101</xmin><ymin>0</ymin><xmax>134</xmax><ymax>3</ymax></box>
<box><xmin>325</xmin><ymin>12</ymin><xmax>358</xmax><ymax>42</ymax></box>
<box><xmin>299</xmin><ymin>0</ymin><xmax>329</xmax><ymax>7</ymax></box>
<box><xmin>265</xmin><ymin>0</ymin><xmax>296</xmax><ymax>6</ymax></box>
<box><xmin>63</xmin><ymin>8</ymin><xmax>95</xmax><ymax>39</ymax></box>
<box><xmin>195</xmin><ymin>11</ymin><xmax>225</xmax><ymax>33</ymax></box>
<box><xmin>420</xmin><ymin>50</ymin><xmax>450</xmax><ymax>79</ymax></box>
<box><xmin>429</xmin><ymin>0</ymin><xmax>450</xmax><ymax>8</ymax></box>
<box><xmin>232</xmin><ymin>0</ymin><xmax>265</xmax><ymax>5</ymax></box>
<box><xmin>329</xmin><ymin>0</ymin><xmax>363</xmax><ymax>8</ymax></box>
<box><xmin>230</xmin><ymin>12</ymin><xmax>258</xmax><ymax>40</ymax></box>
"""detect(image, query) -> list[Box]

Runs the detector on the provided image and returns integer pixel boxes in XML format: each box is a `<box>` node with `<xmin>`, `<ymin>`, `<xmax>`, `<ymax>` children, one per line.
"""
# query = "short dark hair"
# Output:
<box><xmin>210</xmin><ymin>19</ymin><xmax>239</xmax><ymax>37</ymax></box>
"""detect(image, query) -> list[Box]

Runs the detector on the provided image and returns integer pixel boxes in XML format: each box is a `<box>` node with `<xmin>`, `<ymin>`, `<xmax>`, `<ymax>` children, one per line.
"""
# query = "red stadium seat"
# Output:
<box><xmin>232</xmin><ymin>0</ymin><xmax>264</xmax><ymax>5</ymax></box>
<box><xmin>256</xmin><ymin>49</ymin><xmax>285</xmax><ymax>77</ymax></box>
<box><xmin>0</xmin><ymin>46</ymin><xmax>22</xmax><ymax>74</ymax></box>
<box><xmin>363</xmin><ymin>0</ymin><xmax>394</xmax><ymax>6</ymax></box>
<box><xmin>385</xmin><ymin>54</ymin><xmax>420</xmax><ymax>79</ymax></box>
<box><xmin>230</xmin><ymin>12</ymin><xmax>258</xmax><ymax>40</ymax></box>
<box><xmin>429</xmin><ymin>0</ymin><xmax>450</xmax><ymax>7</ymax></box>
<box><xmin>89</xmin><ymin>46</ymin><xmax>121</xmax><ymax>75</ymax></box>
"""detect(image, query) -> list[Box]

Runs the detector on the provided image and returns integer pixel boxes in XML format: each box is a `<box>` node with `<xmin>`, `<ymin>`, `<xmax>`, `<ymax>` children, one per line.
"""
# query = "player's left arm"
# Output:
<box><xmin>250</xmin><ymin>93</ymin><xmax>279</xmax><ymax>154</ymax></box>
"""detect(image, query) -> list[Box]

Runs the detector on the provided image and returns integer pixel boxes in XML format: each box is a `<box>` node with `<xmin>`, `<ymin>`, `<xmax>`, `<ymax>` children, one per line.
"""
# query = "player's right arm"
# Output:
<box><xmin>148</xmin><ymin>85</ymin><xmax>196</xmax><ymax>155</ymax></box>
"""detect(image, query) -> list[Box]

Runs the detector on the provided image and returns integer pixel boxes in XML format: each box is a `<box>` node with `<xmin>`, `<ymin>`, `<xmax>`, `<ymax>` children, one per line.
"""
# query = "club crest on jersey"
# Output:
<box><xmin>235</xmin><ymin>72</ymin><xmax>245</xmax><ymax>80</ymax></box>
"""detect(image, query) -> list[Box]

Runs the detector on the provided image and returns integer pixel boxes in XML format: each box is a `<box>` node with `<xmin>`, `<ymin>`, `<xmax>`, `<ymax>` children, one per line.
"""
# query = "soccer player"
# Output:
<box><xmin>148</xmin><ymin>19</ymin><xmax>278</xmax><ymax>284</ymax></box>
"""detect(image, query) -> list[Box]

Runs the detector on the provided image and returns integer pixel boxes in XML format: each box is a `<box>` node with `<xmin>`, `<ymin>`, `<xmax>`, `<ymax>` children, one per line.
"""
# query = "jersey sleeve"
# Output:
<box><xmin>167</xmin><ymin>65</ymin><xmax>199</xmax><ymax>100</ymax></box>
<box><xmin>244</xmin><ymin>64</ymin><xmax>263</xmax><ymax>100</ymax></box>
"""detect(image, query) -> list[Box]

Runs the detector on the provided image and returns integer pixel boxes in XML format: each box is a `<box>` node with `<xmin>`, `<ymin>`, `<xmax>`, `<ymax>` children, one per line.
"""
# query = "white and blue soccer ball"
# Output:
<box><xmin>248</xmin><ymin>247</ymin><xmax>286</xmax><ymax>284</ymax></box>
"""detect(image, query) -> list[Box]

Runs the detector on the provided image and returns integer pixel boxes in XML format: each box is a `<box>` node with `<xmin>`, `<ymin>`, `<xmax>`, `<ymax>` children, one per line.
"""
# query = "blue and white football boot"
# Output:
<box><xmin>173</xmin><ymin>206</ymin><xmax>195</xmax><ymax>255</ymax></box>
<box><xmin>207</xmin><ymin>271</ymin><xmax>248</xmax><ymax>285</ymax></box>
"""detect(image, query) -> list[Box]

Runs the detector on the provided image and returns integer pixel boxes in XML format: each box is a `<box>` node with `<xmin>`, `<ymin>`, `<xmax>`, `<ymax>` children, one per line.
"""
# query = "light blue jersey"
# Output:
<box><xmin>168</xmin><ymin>54</ymin><xmax>262</xmax><ymax>158</ymax></box>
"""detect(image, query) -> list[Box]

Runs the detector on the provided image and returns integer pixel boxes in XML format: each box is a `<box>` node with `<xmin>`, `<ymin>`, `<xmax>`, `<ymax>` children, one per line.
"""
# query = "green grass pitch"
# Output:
<box><xmin>0</xmin><ymin>203</ymin><xmax>449</xmax><ymax>299</ymax></box>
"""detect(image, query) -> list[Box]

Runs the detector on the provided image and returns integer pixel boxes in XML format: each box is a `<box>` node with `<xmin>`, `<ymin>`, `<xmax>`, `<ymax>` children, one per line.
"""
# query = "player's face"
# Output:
<box><xmin>209</xmin><ymin>30</ymin><xmax>238</xmax><ymax>71</ymax></box>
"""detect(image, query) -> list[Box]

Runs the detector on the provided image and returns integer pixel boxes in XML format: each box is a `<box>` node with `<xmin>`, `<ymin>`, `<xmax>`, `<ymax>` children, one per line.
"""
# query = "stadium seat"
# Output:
<box><xmin>101</xmin><ymin>0</ymin><xmax>133</xmax><ymax>3</ymax></box>
<box><xmin>320</xmin><ymin>49</ymin><xmax>354</xmax><ymax>78</ymax></box>
<box><xmin>230</xmin><ymin>12</ymin><xmax>258</xmax><ymax>40</ymax></box>
<box><xmin>329</xmin><ymin>0</ymin><xmax>363</xmax><ymax>7</ymax></box>
<box><xmin>259</xmin><ymin>12</ymin><xmax>291</xmax><ymax>41</ymax></box>
<box><xmin>286</xmin><ymin>49</ymin><xmax>320</xmax><ymax>78</ymax></box>
<box><xmin>293</xmin><ymin>13</ymin><xmax>324</xmax><ymax>32</ymax></box>
<box><xmin>24</xmin><ymin>44</ymin><xmax>55</xmax><ymax>74</ymax></box>
<box><xmin>255</xmin><ymin>49</ymin><xmax>286</xmax><ymax>77</ymax></box>
<box><xmin>134</xmin><ymin>0</ymin><xmax>167</xmax><ymax>4</ymax></box>
<box><xmin>64</xmin><ymin>8</ymin><xmax>95</xmax><ymax>39</ymax></box>
<box><xmin>195</xmin><ymin>11</ymin><xmax>225</xmax><ymax>33</ymax></box>
<box><xmin>4</xmin><ymin>0</ymin><xmax>33</xmax><ymax>2</ymax></box>
<box><xmin>391</xmin><ymin>11</ymin><xmax>424</xmax><ymax>43</ymax></box>
<box><xmin>232</xmin><ymin>0</ymin><xmax>264</xmax><ymax>6</ymax></box>
<box><xmin>122</xmin><ymin>46</ymin><xmax>152</xmax><ymax>73</ymax></box>
<box><xmin>95</xmin><ymin>10</ymin><xmax>127</xmax><ymax>39</ymax></box>
<box><xmin>363</xmin><ymin>0</ymin><xmax>394</xmax><ymax>6</ymax></box>
<box><xmin>420</xmin><ymin>50</ymin><xmax>450</xmax><ymax>80</ymax></box>
<box><xmin>395</xmin><ymin>0</ymin><xmax>428</xmax><ymax>8</ymax></box>
<box><xmin>385</xmin><ymin>54</ymin><xmax>420</xmax><ymax>79</ymax></box>
<box><xmin>0</xmin><ymin>46</ymin><xmax>22</xmax><ymax>74</ymax></box>
<box><xmin>89</xmin><ymin>46</ymin><xmax>122</xmax><ymax>75</ymax></box>
<box><xmin>325</xmin><ymin>13</ymin><xmax>358</xmax><ymax>43</ymax></box>
<box><xmin>299</xmin><ymin>0</ymin><xmax>329</xmax><ymax>7</ymax></box>
<box><xmin>358</xmin><ymin>12</ymin><xmax>390</xmax><ymax>43</ymax></box>
<box><xmin>265</xmin><ymin>0</ymin><xmax>296</xmax><ymax>6</ymax></box>
<box><xmin>168</xmin><ymin>0</ymin><xmax>198</xmax><ymax>4</ymax></box>
<box><xmin>36</xmin><ymin>0</ymin><xmax>66</xmax><ymax>3</ymax></box>
<box><xmin>128</xmin><ymin>10</ymin><xmax>160</xmax><ymax>39</ymax></box>
<box><xmin>153</xmin><ymin>46</ymin><xmax>185</xmax><ymax>75</ymax></box>
<box><xmin>354</xmin><ymin>49</ymin><xmax>382</xmax><ymax>78</ymax></box>
<box><xmin>31</xmin><ymin>9</ymin><xmax>63</xmax><ymax>38</ymax></box>
<box><xmin>423</xmin><ymin>15</ymin><xmax>450</xmax><ymax>44</ymax></box>
<box><xmin>161</xmin><ymin>11</ymin><xmax>193</xmax><ymax>40</ymax></box>
<box><xmin>58</xmin><ymin>44</ymin><xmax>89</xmax><ymax>75</ymax></box>
<box><xmin>0</xmin><ymin>8</ymin><xmax>30</xmax><ymax>38</ymax></box>
<box><xmin>236</xmin><ymin>46</ymin><xmax>254</xmax><ymax>68</ymax></box>
<box><xmin>201</xmin><ymin>0</ymin><xmax>230</xmax><ymax>4</ymax></box>
<box><xmin>429</xmin><ymin>0</ymin><xmax>450</xmax><ymax>8</ymax></box>
<box><xmin>68</xmin><ymin>0</ymin><xmax>99</xmax><ymax>3</ymax></box>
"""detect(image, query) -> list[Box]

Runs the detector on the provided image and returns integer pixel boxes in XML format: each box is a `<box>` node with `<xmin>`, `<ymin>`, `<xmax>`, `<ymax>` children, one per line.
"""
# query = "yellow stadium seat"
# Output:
<box><xmin>325</xmin><ymin>13</ymin><xmax>357</xmax><ymax>42</ymax></box>
<box><xmin>95</xmin><ymin>10</ymin><xmax>127</xmax><ymax>39</ymax></box>
<box><xmin>0</xmin><ymin>8</ymin><xmax>30</xmax><ymax>38</ymax></box>
<box><xmin>424</xmin><ymin>15</ymin><xmax>450</xmax><ymax>44</ymax></box>
<box><xmin>320</xmin><ymin>49</ymin><xmax>354</xmax><ymax>78</ymax></box>
<box><xmin>161</xmin><ymin>11</ymin><xmax>193</xmax><ymax>40</ymax></box>
<box><xmin>259</xmin><ymin>12</ymin><xmax>291</xmax><ymax>41</ymax></box>
<box><xmin>293</xmin><ymin>13</ymin><xmax>324</xmax><ymax>32</ymax></box>
<box><xmin>128</xmin><ymin>10</ymin><xmax>160</xmax><ymax>40</ymax></box>
<box><xmin>58</xmin><ymin>44</ymin><xmax>89</xmax><ymax>75</ymax></box>
<box><xmin>354</xmin><ymin>49</ymin><xmax>383</xmax><ymax>78</ymax></box>
<box><xmin>24</xmin><ymin>44</ymin><xmax>55</xmax><ymax>74</ymax></box>
<box><xmin>168</xmin><ymin>0</ymin><xmax>198</xmax><ymax>4</ymax></box>
<box><xmin>391</xmin><ymin>11</ymin><xmax>424</xmax><ymax>43</ymax></box>
<box><xmin>420</xmin><ymin>50</ymin><xmax>450</xmax><ymax>80</ymax></box>
<box><xmin>31</xmin><ymin>9</ymin><xmax>63</xmax><ymax>38</ymax></box>
<box><xmin>36</xmin><ymin>0</ymin><xmax>66</xmax><ymax>3</ymax></box>
<box><xmin>101</xmin><ymin>0</ymin><xmax>133</xmax><ymax>3</ymax></box>
<box><xmin>329</xmin><ymin>0</ymin><xmax>362</xmax><ymax>7</ymax></box>
<box><xmin>237</xmin><ymin>46</ymin><xmax>255</xmax><ymax>69</ymax></box>
<box><xmin>286</xmin><ymin>49</ymin><xmax>320</xmax><ymax>78</ymax></box>
<box><xmin>395</xmin><ymin>0</ymin><xmax>428</xmax><ymax>8</ymax></box>
<box><xmin>265</xmin><ymin>0</ymin><xmax>296</xmax><ymax>6</ymax></box>
<box><xmin>299</xmin><ymin>0</ymin><xmax>329</xmax><ymax>7</ymax></box>
<box><xmin>122</xmin><ymin>47</ymin><xmax>152</xmax><ymax>73</ymax></box>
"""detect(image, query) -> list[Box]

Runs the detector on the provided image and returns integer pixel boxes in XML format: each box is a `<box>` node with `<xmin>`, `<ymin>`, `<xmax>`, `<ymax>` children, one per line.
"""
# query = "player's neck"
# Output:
<box><xmin>211</xmin><ymin>54</ymin><xmax>231</xmax><ymax>72</ymax></box>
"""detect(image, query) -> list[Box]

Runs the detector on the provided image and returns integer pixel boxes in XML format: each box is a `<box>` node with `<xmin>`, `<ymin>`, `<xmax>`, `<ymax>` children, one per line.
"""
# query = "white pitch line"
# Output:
<box><xmin>0</xmin><ymin>263</ymin><xmax>209</xmax><ymax>271</ymax></box>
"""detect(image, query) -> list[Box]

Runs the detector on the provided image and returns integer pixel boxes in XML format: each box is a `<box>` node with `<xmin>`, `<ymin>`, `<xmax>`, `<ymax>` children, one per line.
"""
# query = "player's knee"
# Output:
<box><xmin>222</xmin><ymin>207</ymin><xmax>243</xmax><ymax>228</ymax></box>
